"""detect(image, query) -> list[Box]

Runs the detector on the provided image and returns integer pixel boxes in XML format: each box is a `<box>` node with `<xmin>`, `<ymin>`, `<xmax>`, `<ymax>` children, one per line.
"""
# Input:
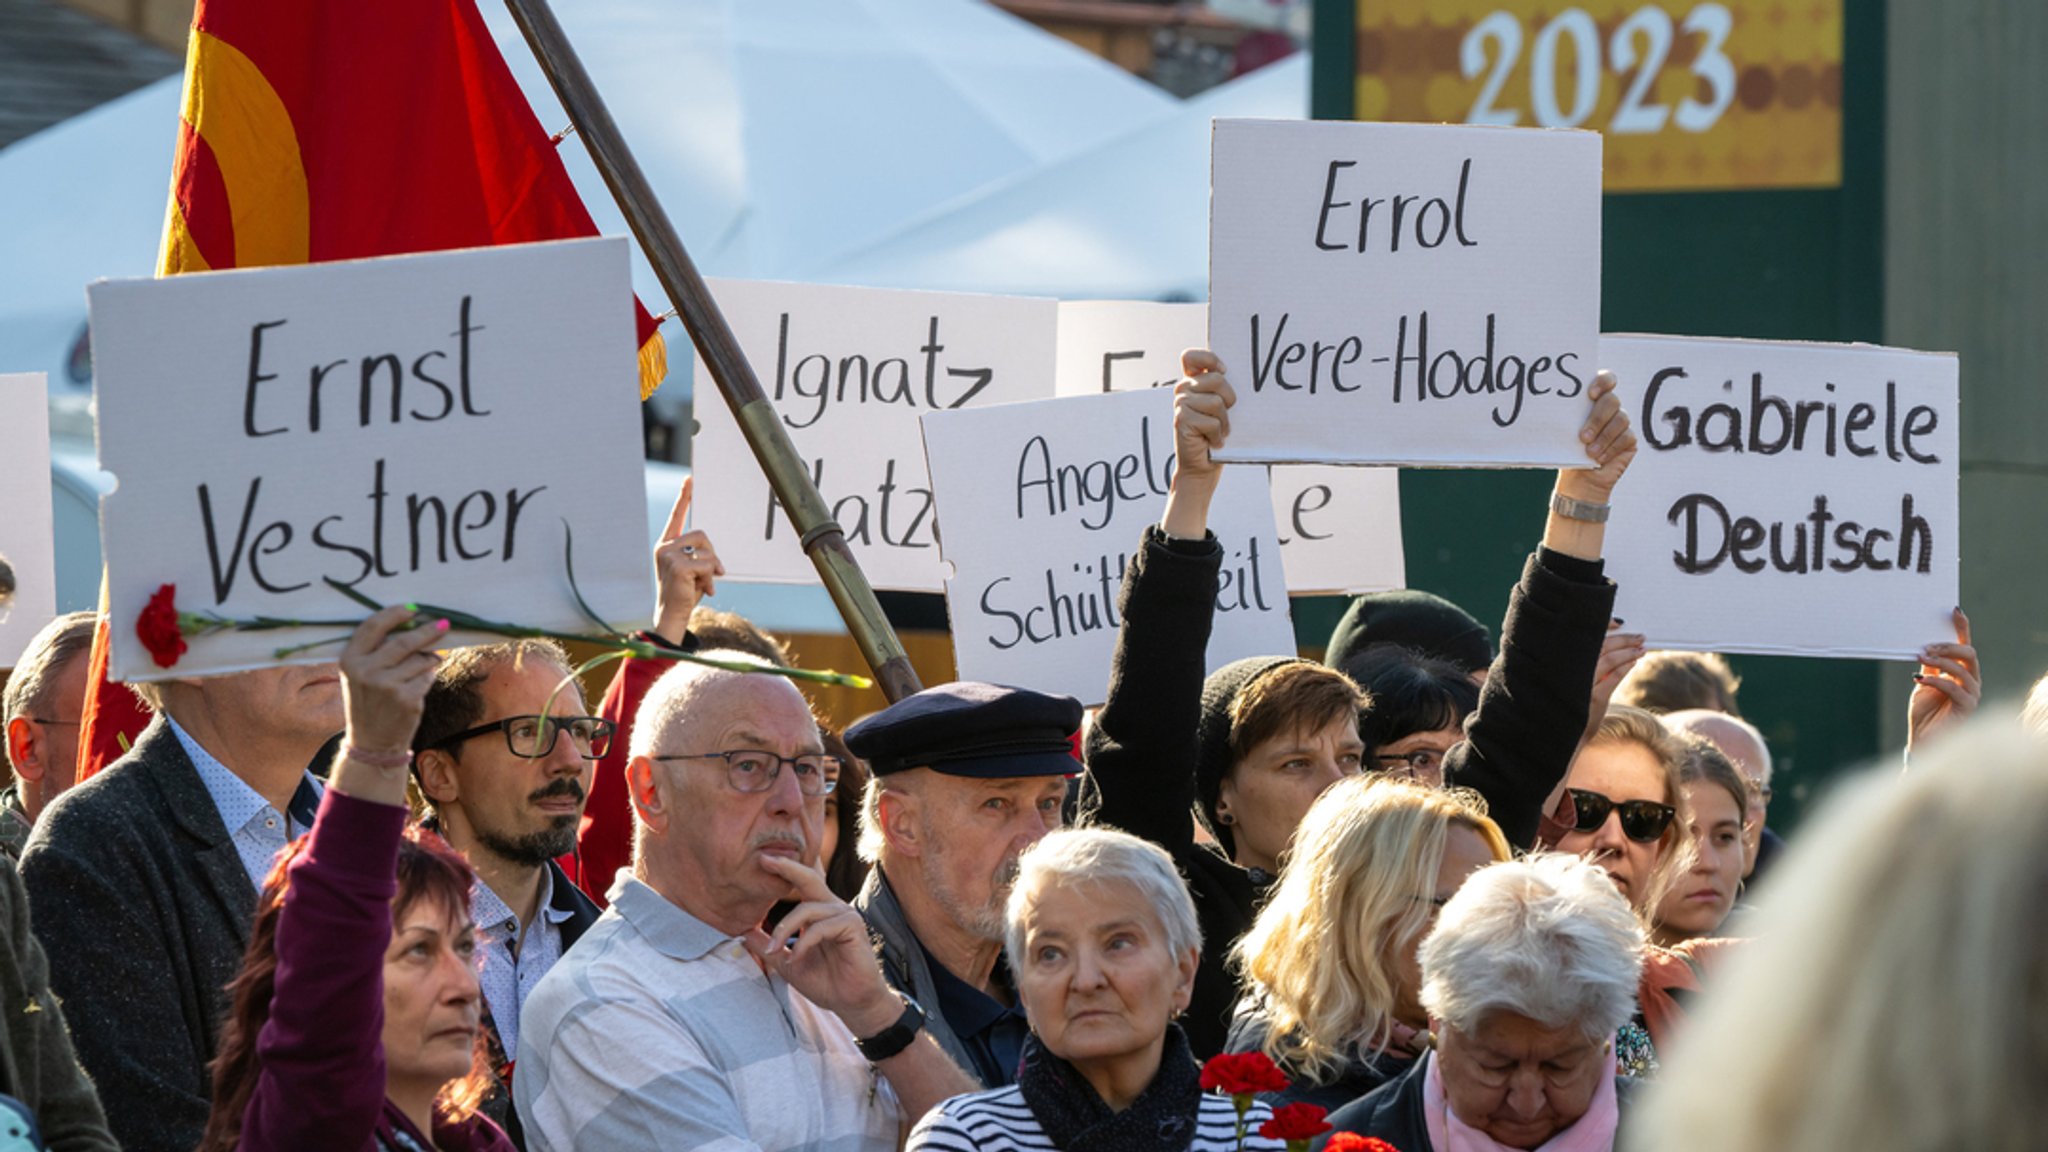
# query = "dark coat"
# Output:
<box><xmin>1315</xmin><ymin>1054</ymin><xmax>1643</xmax><ymax>1150</ymax></box>
<box><xmin>1083</xmin><ymin>528</ymin><xmax>1615</xmax><ymax>1058</ymax></box>
<box><xmin>19</xmin><ymin>717</ymin><xmax>264</xmax><ymax>1152</ymax></box>
<box><xmin>0</xmin><ymin>853</ymin><xmax>118</xmax><ymax>1151</ymax></box>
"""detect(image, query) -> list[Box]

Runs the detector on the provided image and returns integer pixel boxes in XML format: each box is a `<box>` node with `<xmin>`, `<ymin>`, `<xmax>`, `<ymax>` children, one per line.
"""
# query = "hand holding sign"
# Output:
<box><xmin>1544</xmin><ymin>370</ymin><xmax>1638</xmax><ymax>563</ymax></box>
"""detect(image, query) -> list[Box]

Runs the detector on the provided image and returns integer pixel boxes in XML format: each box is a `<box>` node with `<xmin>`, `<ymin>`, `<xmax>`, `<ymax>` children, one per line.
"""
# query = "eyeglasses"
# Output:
<box><xmin>26</xmin><ymin>718</ymin><xmax>79</xmax><ymax>726</ymax></box>
<box><xmin>431</xmin><ymin>715</ymin><xmax>614</xmax><ymax>759</ymax></box>
<box><xmin>1567</xmin><ymin>788</ymin><xmax>1676</xmax><ymax>843</ymax></box>
<box><xmin>654</xmin><ymin>750</ymin><xmax>841</xmax><ymax>797</ymax></box>
<box><xmin>1373</xmin><ymin>748</ymin><xmax>1444</xmax><ymax>779</ymax></box>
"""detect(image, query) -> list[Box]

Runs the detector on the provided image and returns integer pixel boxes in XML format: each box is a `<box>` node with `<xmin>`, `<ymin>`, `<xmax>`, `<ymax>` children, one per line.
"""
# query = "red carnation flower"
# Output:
<box><xmin>1259</xmin><ymin>1101</ymin><xmax>1333</xmax><ymax>1143</ymax></box>
<box><xmin>1325</xmin><ymin>1135</ymin><xmax>1402</xmax><ymax>1152</ymax></box>
<box><xmin>1201</xmin><ymin>1051</ymin><xmax>1291</xmax><ymax>1096</ymax></box>
<box><xmin>137</xmin><ymin>584</ymin><xmax>189</xmax><ymax>669</ymax></box>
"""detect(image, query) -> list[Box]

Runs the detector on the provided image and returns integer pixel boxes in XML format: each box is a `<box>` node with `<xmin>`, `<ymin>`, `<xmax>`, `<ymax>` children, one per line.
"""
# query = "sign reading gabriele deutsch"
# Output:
<box><xmin>1601</xmin><ymin>335</ymin><xmax>1958</xmax><ymax>660</ymax></box>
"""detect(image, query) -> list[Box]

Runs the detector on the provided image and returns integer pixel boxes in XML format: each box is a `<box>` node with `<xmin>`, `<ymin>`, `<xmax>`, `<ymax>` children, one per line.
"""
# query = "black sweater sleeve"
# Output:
<box><xmin>1443</xmin><ymin>547</ymin><xmax>1616</xmax><ymax>850</ymax></box>
<box><xmin>1081</xmin><ymin>526</ymin><xmax>1222</xmax><ymax>853</ymax></box>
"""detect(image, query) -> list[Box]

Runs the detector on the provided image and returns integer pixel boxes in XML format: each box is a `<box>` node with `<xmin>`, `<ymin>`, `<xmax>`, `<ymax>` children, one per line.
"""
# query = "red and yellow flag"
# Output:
<box><xmin>79</xmin><ymin>0</ymin><xmax>666</xmax><ymax>779</ymax></box>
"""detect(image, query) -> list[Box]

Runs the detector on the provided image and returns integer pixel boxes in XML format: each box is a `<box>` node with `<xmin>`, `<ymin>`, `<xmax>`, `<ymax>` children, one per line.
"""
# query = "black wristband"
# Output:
<box><xmin>853</xmin><ymin>997</ymin><xmax>925</xmax><ymax>1063</ymax></box>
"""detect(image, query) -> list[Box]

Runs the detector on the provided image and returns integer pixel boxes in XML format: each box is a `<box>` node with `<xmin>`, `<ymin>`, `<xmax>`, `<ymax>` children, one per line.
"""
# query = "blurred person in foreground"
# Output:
<box><xmin>199</xmin><ymin>608</ymin><xmax>512</xmax><ymax>1152</ymax></box>
<box><xmin>908</xmin><ymin>828</ymin><xmax>1284</xmax><ymax>1151</ymax></box>
<box><xmin>1318</xmin><ymin>853</ymin><xmax>1647</xmax><ymax>1151</ymax></box>
<box><xmin>514</xmin><ymin>653</ymin><xmax>973</xmax><ymax>1149</ymax></box>
<box><xmin>1</xmin><ymin>613</ymin><xmax>95</xmax><ymax>860</ymax></box>
<box><xmin>1227</xmin><ymin>776</ymin><xmax>1509</xmax><ymax>1110</ymax></box>
<box><xmin>1634</xmin><ymin>719</ymin><xmax>2048</xmax><ymax>1151</ymax></box>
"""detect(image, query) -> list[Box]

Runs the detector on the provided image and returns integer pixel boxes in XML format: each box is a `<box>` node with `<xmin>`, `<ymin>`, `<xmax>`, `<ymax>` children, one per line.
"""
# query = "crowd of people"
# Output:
<box><xmin>0</xmin><ymin>348</ymin><xmax>2033</xmax><ymax>1152</ymax></box>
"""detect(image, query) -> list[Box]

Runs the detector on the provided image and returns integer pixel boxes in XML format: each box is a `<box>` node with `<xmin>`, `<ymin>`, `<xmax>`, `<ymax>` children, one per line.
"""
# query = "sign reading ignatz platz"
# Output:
<box><xmin>1208</xmin><ymin>118</ymin><xmax>1602</xmax><ymax>469</ymax></box>
<box><xmin>1601</xmin><ymin>335</ymin><xmax>1958</xmax><ymax>660</ymax></box>
<box><xmin>920</xmin><ymin>388</ymin><xmax>1295</xmax><ymax>706</ymax></box>
<box><xmin>89</xmin><ymin>238</ymin><xmax>654</xmax><ymax>681</ymax></box>
<box><xmin>690</xmin><ymin>279</ymin><xmax>1057</xmax><ymax>593</ymax></box>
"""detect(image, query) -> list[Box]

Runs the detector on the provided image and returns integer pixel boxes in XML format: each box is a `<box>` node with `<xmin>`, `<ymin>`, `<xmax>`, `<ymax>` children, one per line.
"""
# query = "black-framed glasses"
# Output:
<box><xmin>1374</xmin><ymin>748</ymin><xmax>1445</xmax><ymax>779</ymax></box>
<box><xmin>653</xmin><ymin>750</ymin><xmax>841</xmax><ymax>796</ymax></box>
<box><xmin>431</xmin><ymin>715</ymin><xmax>614</xmax><ymax>759</ymax></box>
<box><xmin>1568</xmin><ymin>788</ymin><xmax>1676</xmax><ymax>843</ymax></box>
<box><xmin>26</xmin><ymin>718</ymin><xmax>79</xmax><ymax>726</ymax></box>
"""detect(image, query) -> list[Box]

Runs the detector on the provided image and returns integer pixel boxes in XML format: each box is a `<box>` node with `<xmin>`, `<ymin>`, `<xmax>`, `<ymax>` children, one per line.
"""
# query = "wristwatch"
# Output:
<box><xmin>1550</xmin><ymin>492</ymin><xmax>1612</xmax><ymax>523</ymax></box>
<box><xmin>854</xmin><ymin>995</ymin><xmax>927</xmax><ymax>1063</ymax></box>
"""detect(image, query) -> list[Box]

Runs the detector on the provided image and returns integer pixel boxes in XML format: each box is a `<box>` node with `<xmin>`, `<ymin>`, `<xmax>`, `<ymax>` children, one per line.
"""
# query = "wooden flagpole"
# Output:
<box><xmin>501</xmin><ymin>0</ymin><xmax>922</xmax><ymax>702</ymax></box>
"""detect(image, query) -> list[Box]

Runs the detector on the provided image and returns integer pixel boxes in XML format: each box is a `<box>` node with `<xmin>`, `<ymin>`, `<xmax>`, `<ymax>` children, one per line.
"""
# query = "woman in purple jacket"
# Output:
<box><xmin>199</xmin><ymin>608</ymin><xmax>514</xmax><ymax>1152</ymax></box>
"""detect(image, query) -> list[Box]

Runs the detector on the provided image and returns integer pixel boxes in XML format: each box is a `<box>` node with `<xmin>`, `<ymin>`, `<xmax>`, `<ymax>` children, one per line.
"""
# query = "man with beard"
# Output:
<box><xmin>845</xmin><ymin>682</ymin><xmax>1082</xmax><ymax>1088</ymax></box>
<box><xmin>411</xmin><ymin>640</ymin><xmax>603</xmax><ymax>1146</ymax></box>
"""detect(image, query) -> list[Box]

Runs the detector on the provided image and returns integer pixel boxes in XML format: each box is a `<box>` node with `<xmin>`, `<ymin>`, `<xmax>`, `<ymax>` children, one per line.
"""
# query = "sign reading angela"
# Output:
<box><xmin>1055</xmin><ymin>300</ymin><xmax>1405</xmax><ymax>594</ymax></box>
<box><xmin>1208</xmin><ymin>119</ymin><xmax>1601</xmax><ymax>469</ymax></box>
<box><xmin>89</xmin><ymin>238</ymin><xmax>653</xmax><ymax>681</ymax></box>
<box><xmin>691</xmin><ymin>279</ymin><xmax>1057</xmax><ymax>592</ymax></box>
<box><xmin>1601</xmin><ymin>334</ymin><xmax>1958</xmax><ymax>660</ymax></box>
<box><xmin>920</xmin><ymin>389</ymin><xmax>1295</xmax><ymax>705</ymax></box>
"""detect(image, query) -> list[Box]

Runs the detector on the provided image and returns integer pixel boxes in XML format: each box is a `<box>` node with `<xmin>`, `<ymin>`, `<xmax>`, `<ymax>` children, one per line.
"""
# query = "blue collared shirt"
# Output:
<box><xmin>472</xmin><ymin>867</ymin><xmax>574</xmax><ymax>1060</ymax></box>
<box><xmin>920</xmin><ymin>943</ymin><xmax>1030</xmax><ymax>1087</ymax></box>
<box><xmin>168</xmin><ymin>716</ymin><xmax>324</xmax><ymax>888</ymax></box>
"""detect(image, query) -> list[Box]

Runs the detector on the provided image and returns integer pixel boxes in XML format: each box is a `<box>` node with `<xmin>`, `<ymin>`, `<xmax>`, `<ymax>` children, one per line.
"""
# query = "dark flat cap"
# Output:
<box><xmin>845</xmin><ymin>682</ymin><xmax>1083</xmax><ymax>779</ymax></box>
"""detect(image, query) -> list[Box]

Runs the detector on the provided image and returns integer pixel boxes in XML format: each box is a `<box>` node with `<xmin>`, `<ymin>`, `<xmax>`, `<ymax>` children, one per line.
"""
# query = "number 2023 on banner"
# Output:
<box><xmin>1356</xmin><ymin>1</ymin><xmax>1842</xmax><ymax>192</ymax></box>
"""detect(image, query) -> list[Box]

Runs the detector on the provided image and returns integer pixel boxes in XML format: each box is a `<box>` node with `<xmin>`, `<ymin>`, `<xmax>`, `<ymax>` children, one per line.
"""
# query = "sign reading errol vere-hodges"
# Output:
<box><xmin>1601</xmin><ymin>335</ymin><xmax>1958</xmax><ymax>660</ymax></box>
<box><xmin>691</xmin><ymin>279</ymin><xmax>1057</xmax><ymax>593</ymax></box>
<box><xmin>920</xmin><ymin>389</ymin><xmax>1295</xmax><ymax>706</ymax></box>
<box><xmin>90</xmin><ymin>238</ymin><xmax>653</xmax><ymax>681</ymax></box>
<box><xmin>1209</xmin><ymin>119</ymin><xmax>1601</xmax><ymax>468</ymax></box>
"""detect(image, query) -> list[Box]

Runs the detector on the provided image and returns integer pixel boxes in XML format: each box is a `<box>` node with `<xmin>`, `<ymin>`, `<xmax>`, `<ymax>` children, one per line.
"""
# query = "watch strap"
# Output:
<box><xmin>854</xmin><ymin>997</ymin><xmax>925</xmax><ymax>1063</ymax></box>
<box><xmin>1550</xmin><ymin>492</ymin><xmax>1612</xmax><ymax>523</ymax></box>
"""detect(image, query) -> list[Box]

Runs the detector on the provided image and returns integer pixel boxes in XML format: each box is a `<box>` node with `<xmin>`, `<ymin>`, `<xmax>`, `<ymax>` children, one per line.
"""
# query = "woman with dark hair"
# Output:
<box><xmin>1342</xmin><ymin>647</ymin><xmax>1482</xmax><ymax>788</ymax></box>
<box><xmin>1085</xmin><ymin>349</ymin><xmax>1636</xmax><ymax>1057</ymax></box>
<box><xmin>820</xmin><ymin>730</ymin><xmax>872</xmax><ymax>902</ymax></box>
<box><xmin>200</xmin><ymin>608</ymin><xmax>513</xmax><ymax>1152</ymax></box>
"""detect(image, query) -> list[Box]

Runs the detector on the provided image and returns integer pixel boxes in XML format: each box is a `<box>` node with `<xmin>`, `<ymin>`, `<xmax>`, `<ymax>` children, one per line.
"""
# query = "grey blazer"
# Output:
<box><xmin>20</xmin><ymin>716</ymin><xmax>296</xmax><ymax>1152</ymax></box>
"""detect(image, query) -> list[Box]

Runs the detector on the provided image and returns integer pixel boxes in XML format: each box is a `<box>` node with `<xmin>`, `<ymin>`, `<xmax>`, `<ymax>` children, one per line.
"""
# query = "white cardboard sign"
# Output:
<box><xmin>1055</xmin><ymin>300</ymin><xmax>1404</xmax><ymax>595</ymax></box>
<box><xmin>920</xmin><ymin>389</ymin><xmax>1295</xmax><ymax>705</ymax></box>
<box><xmin>691</xmin><ymin>279</ymin><xmax>1058</xmax><ymax>592</ymax></box>
<box><xmin>1208</xmin><ymin>119</ymin><xmax>1602</xmax><ymax>468</ymax></box>
<box><xmin>1600</xmin><ymin>335</ymin><xmax>1959</xmax><ymax>660</ymax></box>
<box><xmin>90</xmin><ymin>238</ymin><xmax>653</xmax><ymax>681</ymax></box>
<box><xmin>0</xmin><ymin>374</ymin><xmax>58</xmax><ymax>667</ymax></box>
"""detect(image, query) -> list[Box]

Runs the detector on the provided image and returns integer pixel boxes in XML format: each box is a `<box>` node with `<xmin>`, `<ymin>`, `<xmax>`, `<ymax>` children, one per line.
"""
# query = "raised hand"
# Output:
<box><xmin>1172</xmin><ymin>348</ymin><xmax>1236</xmax><ymax>486</ymax></box>
<box><xmin>1558</xmin><ymin>370</ymin><xmax>1638</xmax><ymax>504</ymax></box>
<box><xmin>335</xmin><ymin>607</ymin><xmax>446</xmax><ymax>804</ymax></box>
<box><xmin>652</xmin><ymin>476</ymin><xmax>725</xmax><ymax>645</ymax></box>
<box><xmin>1583</xmin><ymin>620</ymin><xmax>1648</xmax><ymax>744</ymax></box>
<box><xmin>1906</xmin><ymin>607</ymin><xmax>1979</xmax><ymax>760</ymax></box>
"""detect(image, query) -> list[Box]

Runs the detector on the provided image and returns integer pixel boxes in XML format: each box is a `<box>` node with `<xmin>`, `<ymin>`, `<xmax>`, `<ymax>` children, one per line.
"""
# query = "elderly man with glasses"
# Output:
<box><xmin>513</xmin><ymin>652</ymin><xmax>975</xmax><ymax>1152</ymax></box>
<box><xmin>410</xmin><ymin>639</ymin><xmax>608</xmax><ymax>1145</ymax></box>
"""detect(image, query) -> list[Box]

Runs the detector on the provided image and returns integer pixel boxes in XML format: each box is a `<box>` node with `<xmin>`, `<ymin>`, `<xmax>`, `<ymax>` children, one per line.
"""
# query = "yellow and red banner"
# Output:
<box><xmin>1354</xmin><ymin>0</ymin><xmax>1842</xmax><ymax>192</ymax></box>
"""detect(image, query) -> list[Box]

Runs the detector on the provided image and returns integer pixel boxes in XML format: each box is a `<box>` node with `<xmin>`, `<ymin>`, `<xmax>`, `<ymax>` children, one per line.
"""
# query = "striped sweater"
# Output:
<box><xmin>908</xmin><ymin>1085</ymin><xmax>1288</xmax><ymax>1151</ymax></box>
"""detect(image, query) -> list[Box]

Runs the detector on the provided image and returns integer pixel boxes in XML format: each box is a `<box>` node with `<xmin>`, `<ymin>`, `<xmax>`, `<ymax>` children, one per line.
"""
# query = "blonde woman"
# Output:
<box><xmin>1636</xmin><ymin>722</ymin><xmax>2048</xmax><ymax>1151</ymax></box>
<box><xmin>1550</xmin><ymin>706</ymin><xmax>1720</xmax><ymax>1075</ymax></box>
<box><xmin>1225</xmin><ymin>776</ymin><xmax>1510</xmax><ymax>1110</ymax></box>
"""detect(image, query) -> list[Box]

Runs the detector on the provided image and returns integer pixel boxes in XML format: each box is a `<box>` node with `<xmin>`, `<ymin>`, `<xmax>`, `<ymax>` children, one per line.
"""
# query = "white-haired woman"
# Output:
<box><xmin>1227</xmin><ymin>777</ymin><xmax>1510</xmax><ymax>1110</ymax></box>
<box><xmin>1319</xmin><ymin>854</ymin><xmax>1647</xmax><ymax>1152</ymax></box>
<box><xmin>1636</xmin><ymin>722</ymin><xmax>2048</xmax><ymax>1151</ymax></box>
<box><xmin>908</xmin><ymin>829</ymin><xmax>1284</xmax><ymax>1151</ymax></box>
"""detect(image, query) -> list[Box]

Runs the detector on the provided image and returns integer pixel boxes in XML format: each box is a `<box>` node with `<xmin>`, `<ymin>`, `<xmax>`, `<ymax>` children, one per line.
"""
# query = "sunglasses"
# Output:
<box><xmin>1567</xmin><ymin>788</ymin><xmax>1676</xmax><ymax>843</ymax></box>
